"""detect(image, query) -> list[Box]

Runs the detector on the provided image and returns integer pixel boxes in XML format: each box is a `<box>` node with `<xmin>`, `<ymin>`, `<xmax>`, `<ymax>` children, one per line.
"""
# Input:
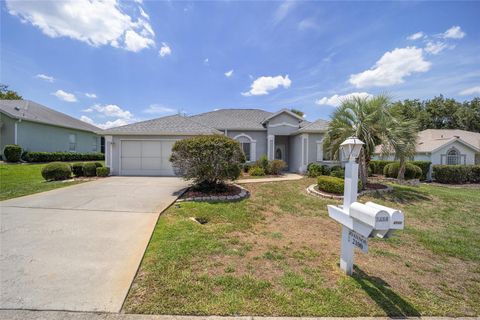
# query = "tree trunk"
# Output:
<box><xmin>358</xmin><ymin>149</ymin><xmax>368</xmax><ymax>190</ymax></box>
<box><xmin>397</xmin><ymin>157</ymin><xmax>406</xmax><ymax>180</ymax></box>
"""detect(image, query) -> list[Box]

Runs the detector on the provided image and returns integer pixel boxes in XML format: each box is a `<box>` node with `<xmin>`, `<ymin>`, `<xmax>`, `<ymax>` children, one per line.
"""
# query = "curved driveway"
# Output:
<box><xmin>0</xmin><ymin>177</ymin><xmax>188</xmax><ymax>312</ymax></box>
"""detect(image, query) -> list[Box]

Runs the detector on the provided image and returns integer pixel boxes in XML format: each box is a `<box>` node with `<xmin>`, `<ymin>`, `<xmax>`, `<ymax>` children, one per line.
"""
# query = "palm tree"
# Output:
<box><xmin>324</xmin><ymin>94</ymin><xmax>391</xmax><ymax>188</ymax></box>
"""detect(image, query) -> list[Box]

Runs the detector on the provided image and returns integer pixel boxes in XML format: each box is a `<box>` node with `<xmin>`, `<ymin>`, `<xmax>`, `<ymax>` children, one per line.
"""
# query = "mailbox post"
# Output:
<box><xmin>327</xmin><ymin>137</ymin><xmax>404</xmax><ymax>275</ymax></box>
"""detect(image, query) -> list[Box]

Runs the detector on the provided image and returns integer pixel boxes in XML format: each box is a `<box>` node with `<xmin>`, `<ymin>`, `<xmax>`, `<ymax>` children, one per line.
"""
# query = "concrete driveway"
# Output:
<box><xmin>0</xmin><ymin>177</ymin><xmax>188</xmax><ymax>312</ymax></box>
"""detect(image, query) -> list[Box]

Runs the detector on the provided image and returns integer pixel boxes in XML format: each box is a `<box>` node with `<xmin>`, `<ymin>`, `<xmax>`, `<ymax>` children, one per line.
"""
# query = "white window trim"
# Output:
<box><xmin>267</xmin><ymin>135</ymin><xmax>275</xmax><ymax>161</ymax></box>
<box><xmin>268</xmin><ymin>122</ymin><xmax>299</xmax><ymax>128</ymax></box>
<box><xmin>233</xmin><ymin>133</ymin><xmax>256</xmax><ymax>162</ymax></box>
<box><xmin>316</xmin><ymin>139</ymin><xmax>324</xmax><ymax>161</ymax></box>
<box><xmin>300</xmin><ymin>134</ymin><xmax>309</xmax><ymax>172</ymax></box>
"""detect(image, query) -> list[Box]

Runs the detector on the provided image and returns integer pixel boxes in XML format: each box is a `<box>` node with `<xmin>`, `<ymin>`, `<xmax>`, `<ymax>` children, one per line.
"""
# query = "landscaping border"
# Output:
<box><xmin>306</xmin><ymin>184</ymin><xmax>393</xmax><ymax>199</ymax></box>
<box><xmin>176</xmin><ymin>184</ymin><xmax>249</xmax><ymax>203</ymax></box>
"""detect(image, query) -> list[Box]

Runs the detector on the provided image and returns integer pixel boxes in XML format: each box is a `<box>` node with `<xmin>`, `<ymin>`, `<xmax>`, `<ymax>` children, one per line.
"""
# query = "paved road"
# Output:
<box><xmin>0</xmin><ymin>177</ymin><xmax>188</xmax><ymax>313</ymax></box>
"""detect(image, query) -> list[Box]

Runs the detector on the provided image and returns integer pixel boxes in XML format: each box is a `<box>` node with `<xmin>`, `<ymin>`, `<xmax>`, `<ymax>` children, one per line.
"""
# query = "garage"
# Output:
<box><xmin>120</xmin><ymin>140</ymin><xmax>175</xmax><ymax>176</ymax></box>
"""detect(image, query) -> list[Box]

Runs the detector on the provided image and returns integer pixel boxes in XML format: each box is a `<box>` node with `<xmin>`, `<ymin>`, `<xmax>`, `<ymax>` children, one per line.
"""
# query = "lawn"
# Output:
<box><xmin>124</xmin><ymin>178</ymin><xmax>480</xmax><ymax>316</ymax></box>
<box><xmin>0</xmin><ymin>161</ymin><xmax>103</xmax><ymax>201</ymax></box>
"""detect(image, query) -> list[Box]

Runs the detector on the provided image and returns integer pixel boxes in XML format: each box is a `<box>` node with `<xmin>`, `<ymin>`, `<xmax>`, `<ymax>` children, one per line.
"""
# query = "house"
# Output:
<box><xmin>102</xmin><ymin>109</ymin><xmax>329</xmax><ymax>176</ymax></box>
<box><xmin>0</xmin><ymin>100</ymin><xmax>102</xmax><ymax>157</ymax></box>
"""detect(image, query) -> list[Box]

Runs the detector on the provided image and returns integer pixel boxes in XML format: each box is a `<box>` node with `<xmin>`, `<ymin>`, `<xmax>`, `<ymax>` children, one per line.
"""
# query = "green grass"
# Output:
<box><xmin>0</xmin><ymin>161</ymin><xmax>104</xmax><ymax>200</ymax></box>
<box><xmin>124</xmin><ymin>179</ymin><xmax>480</xmax><ymax>316</ymax></box>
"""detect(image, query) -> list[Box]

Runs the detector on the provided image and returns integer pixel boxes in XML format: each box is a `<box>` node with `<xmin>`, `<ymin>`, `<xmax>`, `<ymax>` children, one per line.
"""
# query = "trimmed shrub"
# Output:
<box><xmin>384</xmin><ymin>163</ymin><xmax>422</xmax><ymax>180</ymax></box>
<box><xmin>24</xmin><ymin>151</ymin><xmax>104</xmax><ymax>163</ymax></box>
<box><xmin>96</xmin><ymin>167</ymin><xmax>110</xmax><ymax>177</ymax></box>
<box><xmin>269</xmin><ymin>159</ymin><xmax>287</xmax><ymax>175</ymax></box>
<box><xmin>330</xmin><ymin>168</ymin><xmax>345</xmax><ymax>179</ymax></box>
<box><xmin>410</xmin><ymin>161</ymin><xmax>431</xmax><ymax>181</ymax></box>
<box><xmin>369</xmin><ymin>160</ymin><xmax>395</xmax><ymax>175</ymax></box>
<box><xmin>469</xmin><ymin>165</ymin><xmax>480</xmax><ymax>183</ymax></box>
<box><xmin>83</xmin><ymin>163</ymin><xmax>97</xmax><ymax>177</ymax></box>
<box><xmin>41</xmin><ymin>162</ymin><xmax>72</xmax><ymax>181</ymax></box>
<box><xmin>3</xmin><ymin>144</ymin><xmax>22</xmax><ymax>162</ymax></box>
<box><xmin>94</xmin><ymin>162</ymin><xmax>103</xmax><ymax>168</ymax></box>
<box><xmin>248</xmin><ymin>166</ymin><xmax>265</xmax><ymax>176</ymax></box>
<box><xmin>317</xmin><ymin>176</ymin><xmax>362</xmax><ymax>195</ymax></box>
<box><xmin>71</xmin><ymin>163</ymin><xmax>84</xmax><ymax>177</ymax></box>
<box><xmin>321</xmin><ymin>165</ymin><xmax>331</xmax><ymax>176</ymax></box>
<box><xmin>433</xmin><ymin>165</ymin><xmax>471</xmax><ymax>184</ymax></box>
<box><xmin>307</xmin><ymin>163</ymin><xmax>322</xmax><ymax>177</ymax></box>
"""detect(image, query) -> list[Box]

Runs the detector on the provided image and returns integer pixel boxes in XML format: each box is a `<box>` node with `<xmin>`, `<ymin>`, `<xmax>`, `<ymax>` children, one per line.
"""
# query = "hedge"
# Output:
<box><xmin>71</xmin><ymin>163</ymin><xmax>84</xmax><ymax>177</ymax></box>
<box><xmin>96</xmin><ymin>167</ymin><xmax>110</xmax><ymax>177</ymax></box>
<box><xmin>83</xmin><ymin>162</ymin><xmax>97</xmax><ymax>177</ymax></box>
<box><xmin>317</xmin><ymin>175</ymin><xmax>362</xmax><ymax>195</ymax></box>
<box><xmin>24</xmin><ymin>151</ymin><xmax>104</xmax><ymax>163</ymax></box>
<box><xmin>384</xmin><ymin>163</ymin><xmax>422</xmax><ymax>180</ymax></box>
<box><xmin>41</xmin><ymin>162</ymin><xmax>72</xmax><ymax>181</ymax></box>
<box><xmin>410</xmin><ymin>161</ymin><xmax>432</xmax><ymax>180</ymax></box>
<box><xmin>370</xmin><ymin>160</ymin><xmax>431</xmax><ymax>180</ymax></box>
<box><xmin>369</xmin><ymin>160</ymin><xmax>395</xmax><ymax>175</ymax></box>
<box><xmin>432</xmin><ymin>165</ymin><xmax>480</xmax><ymax>184</ymax></box>
<box><xmin>3</xmin><ymin>144</ymin><xmax>22</xmax><ymax>162</ymax></box>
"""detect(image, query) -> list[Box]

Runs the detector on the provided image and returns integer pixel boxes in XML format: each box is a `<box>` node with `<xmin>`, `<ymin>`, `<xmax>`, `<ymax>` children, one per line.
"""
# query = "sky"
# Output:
<box><xmin>1</xmin><ymin>0</ymin><xmax>479</xmax><ymax>129</ymax></box>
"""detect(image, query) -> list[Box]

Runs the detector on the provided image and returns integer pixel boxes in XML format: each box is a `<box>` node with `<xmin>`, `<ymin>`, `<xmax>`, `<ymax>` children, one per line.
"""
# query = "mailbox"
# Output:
<box><xmin>365</xmin><ymin>202</ymin><xmax>404</xmax><ymax>230</ymax></box>
<box><xmin>349</xmin><ymin>202</ymin><xmax>390</xmax><ymax>231</ymax></box>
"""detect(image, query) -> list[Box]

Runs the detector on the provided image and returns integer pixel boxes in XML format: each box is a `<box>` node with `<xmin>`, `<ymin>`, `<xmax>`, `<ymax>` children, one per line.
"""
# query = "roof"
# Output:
<box><xmin>0</xmin><ymin>99</ymin><xmax>100</xmax><ymax>132</ymax></box>
<box><xmin>101</xmin><ymin>114</ymin><xmax>222</xmax><ymax>135</ymax></box>
<box><xmin>190</xmin><ymin>109</ymin><xmax>272</xmax><ymax>130</ymax></box>
<box><xmin>261</xmin><ymin>108</ymin><xmax>304</xmax><ymax>124</ymax></box>
<box><xmin>296</xmin><ymin>119</ymin><xmax>329</xmax><ymax>133</ymax></box>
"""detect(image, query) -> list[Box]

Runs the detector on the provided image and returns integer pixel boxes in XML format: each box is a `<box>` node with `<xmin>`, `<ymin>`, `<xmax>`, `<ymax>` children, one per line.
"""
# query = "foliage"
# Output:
<box><xmin>370</xmin><ymin>160</ymin><xmax>431</xmax><ymax>180</ymax></box>
<box><xmin>96</xmin><ymin>167</ymin><xmax>110</xmax><ymax>177</ymax></box>
<box><xmin>330</xmin><ymin>168</ymin><xmax>345</xmax><ymax>179</ymax></box>
<box><xmin>317</xmin><ymin>175</ymin><xmax>361</xmax><ymax>194</ymax></box>
<box><xmin>83</xmin><ymin>162</ymin><xmax>97</xmax><ymax>177</ymax></box>
<box><xmin>290</xmin><ymin>108</ymin><xmax>304</xmax><ymax>117</ymax></box>
<box><xmin>248</xmin><ymin>166</ymin><xmax>266</xmax><ymax>176</ymax></box>
<box><xmin>410</xmin><ymin>161</ymin><xmax>432</xmax><ymax>180</ymax></box>
<box><xmin>384</xmin><ymin>163</ymin><xmax>422</xmax><ymax>180</ymax></box>
<box><xmin>432</xmin><ymin>165</ymin><xmax>475</xmax><ymax>184</ymax></box>
<box><xmin>71</xmin><ymin>163</ymin><xmax>84</xmax><ymax>177</ymax></box>
<box><xmin>241</xmin><ymin>163</ymin><xmax>252</xmax><ymax>173</ymax></box>
<box><xmin>94</xmin><ymin>162</ymin><xmax>103</xmax><ymax>168</ymax></box>
<box><xmin>170</xmin><ymin>135</ymin><xmax>245</xmax><ymax>188</ymax></box>
<box><xmin>3</xmin><ymin>144</ymin><xmax>22</xmax><ymax>162</ymax></box>
<box><xmin>269</xmin><ymin>159</ymin><xmax>287</xmax><ymax>175</ymax></box>
<box><xmin>41</xmin><ymin>162</ymin><xmax>72</xmax><ymax>181</ymax></box>
<box><xmin>469</xmin><ymin>165</ymin><xmax>480</xmax><ymax>183</ymax></box>
<box><xmin>0</xmin><ymin>84</ymin><xmax>22</xmax><ymax>100</ymax></box>
<box><xmin>306</xmin><ymin>163</ymin><xmax>322</xmax><ymax>177</ymax></box>
<box><xmin>24</xmin><ymin>151</ymin><xmax>104</xmax><ymax>162</ymax></box>
<box><xmin>256</xmin><ymin>154</ymin><xmax>269</xmax><ymax>173</ymax></box>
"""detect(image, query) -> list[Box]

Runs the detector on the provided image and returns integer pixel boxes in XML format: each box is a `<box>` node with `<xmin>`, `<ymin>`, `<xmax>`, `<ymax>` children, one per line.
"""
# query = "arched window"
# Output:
<box><xmin>447</xmin><ymin>148</ymin><xmax>460</xmax><ymax>165</ymax></box>
<box><xmin>234</xmin><ymin>134</ymin><xmax>254</xmax><ymax>162</ymax></box>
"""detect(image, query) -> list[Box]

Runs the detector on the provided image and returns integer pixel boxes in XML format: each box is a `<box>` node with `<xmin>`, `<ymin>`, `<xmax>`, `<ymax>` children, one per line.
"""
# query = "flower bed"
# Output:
<box><xmin>177</xmin><ymin>184</ymin><xmax>249</xmax><ymax>202</ymax></box>
<box><xmin>306</xmin><ymin>182</ymin><xmax>392</xmax><ymax>199</ymax></box>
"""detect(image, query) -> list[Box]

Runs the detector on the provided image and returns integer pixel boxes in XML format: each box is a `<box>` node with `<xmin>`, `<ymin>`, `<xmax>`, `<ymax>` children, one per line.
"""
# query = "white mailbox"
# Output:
<box><xmin>349</xmin><ymin>202</ymin><xmax>390</xmax><ymax>231</ymax></box>
<box><xmin>365</xmin><ymin>202</ymin><xmax>404</xmax><ymax>230</ymax></box>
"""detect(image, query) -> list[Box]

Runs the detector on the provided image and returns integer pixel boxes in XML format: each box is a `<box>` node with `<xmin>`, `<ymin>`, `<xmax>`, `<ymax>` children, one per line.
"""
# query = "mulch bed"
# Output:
<box><xmin>182</xmin><ymin>184</ymin><xmax>242</xmax><ymax>198</ymax></box>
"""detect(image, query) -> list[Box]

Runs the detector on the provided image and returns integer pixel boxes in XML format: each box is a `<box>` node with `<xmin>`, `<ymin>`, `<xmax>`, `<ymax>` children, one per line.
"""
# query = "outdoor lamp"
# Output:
<box><xmin>339</xmin><ymin>137</ymin><xmax>364</xmax><ymax>161</ymax></box>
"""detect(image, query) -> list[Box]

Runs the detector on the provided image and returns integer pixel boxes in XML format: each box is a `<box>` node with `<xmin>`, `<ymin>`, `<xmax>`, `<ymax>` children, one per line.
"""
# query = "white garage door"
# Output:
<box><xmin>120</xmin><ymin>140</ymin><xmax>176</xmax><ymax>176</ymax></box>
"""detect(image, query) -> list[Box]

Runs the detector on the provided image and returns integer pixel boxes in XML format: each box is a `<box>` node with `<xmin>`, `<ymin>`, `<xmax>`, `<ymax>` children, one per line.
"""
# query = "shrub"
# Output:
<box><xmin>94</xmin><ymin>162</ymin><xmax>103</xmax><ymax>168</ymax></box>
<box><xmin>317</xmin><ymin>176</ymin><xmax>362</xmax><ymax>195</ymax></box>
<box><xmin>41</xmin><ymin>162</ymin><xmax>72</xmax><ymax>181</ymax></box>
<box><xmin>248</xmin><ymin>166</ymin><xmax>265</xmax><ymax>176</ymax></box>
<box><xmin>330</xmin><ymin>168</ymin><xmax>345</xmax><ymax>179</ymax></box>
<box><xmin>96</xmin><ymin>167</ymin><xmax>110</xmax><ymax>177</ymax></box>
<box><xmin>83</xmin><ymin>163</ymin><xmax>97</xmax><ymax>177</ymax></box>
<box><xmin>256</xmin><ymin>154</ymin><xmax>269</xmax><ymax>173</ymax></box>
<box><xmin>242</xmin><ymin>163</ymin><xmax>252</xmax><ymax>173</ymax></box>
<box><xmin>469</xmin><ymin>165</ymin><xmax>480</xmax><ymax>183</ymax></box>
<box><xmin>307</xmin><ymin>163</ymin><xmax>322</xmax><ymax>177</ymax></box>
<box><xmin>369</xmin><ymin>160</ymin><xmax>395</xmax><ymax>175</ymax></box>
<box><xmin>3</xmin><ymin>144</ymin><xmax>22</xmax><ymax>162</ymax></box>
<box><xmin>269</xmin><ymin>160</ymin><xmax>287</xmax><ymax>175</ymax></box>
<box><xmin>384</xmin><ymin>163</ymin><xmax>422</xmax><ymax>180</ymax></box>
<box><xmin>71</xmin><ymin>162</ymin><xmax>84</xmax><ymax>177</ymax></box>
<box><xmin>170</xmin><ymin>135</ymin><xmax>245</xmax><ymax>189</ymax></box>
<box><xmin>433</xmin><ymin>165</ymin><xmax>471</xmax><ymax>184</ymax></box>
<box><xmin>24</xmin><ymin>151</ymin><xmax>104</xmax><ymax>163</ymax></box>
<box><xmin>410</xmin><ymin>161</ymin><xmax>431</xmax><ymax>180</ymax></box>
<box><xmin>321</xmin><ymin>165</ymin><xmax>331</xmax><ymax>176</ymax></box>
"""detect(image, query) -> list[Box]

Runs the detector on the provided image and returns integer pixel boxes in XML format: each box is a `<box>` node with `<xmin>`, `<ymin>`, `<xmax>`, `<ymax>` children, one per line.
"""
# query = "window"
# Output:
<box><xmin>240</xmin><ymin>142</ymin><xmax>251</xmax><ymax>162</ymax></box>
<box><xmin>69</xmin><ymin>134</ymin><xmax>76</xmax><ymax>151</ymax></box>
<box><xmin>92</xmin><ymin>136</ymin><xmax>98</xmax><ymax>151</ymax></box>
<box><xmin>446</xmin><ymin>149</ymin><xmax>460</xmax><ymax>165</ymax></box>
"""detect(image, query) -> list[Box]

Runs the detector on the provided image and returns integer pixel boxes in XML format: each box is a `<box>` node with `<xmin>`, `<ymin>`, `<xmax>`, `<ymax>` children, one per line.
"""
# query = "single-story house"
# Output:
<box><xmin>102</xmin><ymin>109</ymin><xmax>329</xmax><ymax>176</ymax></box>
<box><xmin>0</xmin><ymin>100</ymin><xmax>102</xmax><ymax>157</ymax></box>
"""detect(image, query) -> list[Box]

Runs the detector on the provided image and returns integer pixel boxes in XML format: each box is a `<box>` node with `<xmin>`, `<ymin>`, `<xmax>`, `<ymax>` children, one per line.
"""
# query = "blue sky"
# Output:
<box><xmin>1</xmin><ymin>0</ymin><xmax>479</xmax><ymax>129</ymax></box>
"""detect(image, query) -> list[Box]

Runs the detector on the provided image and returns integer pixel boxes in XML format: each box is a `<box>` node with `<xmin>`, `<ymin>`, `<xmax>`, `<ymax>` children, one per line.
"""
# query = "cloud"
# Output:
<box><xmin>459</xmin><ymin>86</ymin><xmax>480</xmax><ymax>96</ymax></box>
<box><xmin>52</xmin><ymin>89</ymin><xmax>77</xmax><ymax>102</ymax></box>
<box><xmin>85</xmin><ymin>93</ymin><xmax>97</xmax><ymax>99</ymax></box>
<box><xmin>80</xmin><ymin>115</ymin><xmax>128</xmax><ymax>129</ymax></box>
<box><xmin>204</xmin><ymin>58</ymin><xmax>209</xmax><ymax>65</ymax></box>
<box><xmin>407</xmin><ymin>32</ymin><xmax>425</xmax><ymax>40</ymax></box>
<box><xmin>315</xmin><ymin>92</ymin><xmax>373</xmax><ymax>107</ymax></box>
<box><xmin>6</xmin><ymin>0</ymin><xmax>155</xmax><ymax>52</ymax></box>
<box><xmin>35</xmin><ymin>74</ymin><xmax>54</xmax><ymax>82</ymax></box>
<box><xmin>242</xmin><ymin>75</ymin><xmax>291</xmax><ymax>96</ymax></box>
<box><xmin>298</xmin><ymin>18</ymin><xmax>317</xmax><ymax>31</ymax></box>
<box><xmin>83</xmin><ymin>104</ymin><xmax>133</xmax><ymax>119</ymax></box>
<box><xmin>143</xmin><ymin>104</ymin><xmax>177</xmax><ymax>114</ymax></box>
<box><xmin>349</xmin><ymin>47</ymin><xmax>431</xmax><ymax>88</ymax></box>
<box><xmin>424</xmin><ymin>41</ymin><xmax>449</xmax><ymax>55</ymax></box>
<box><xmin>273</xmin><ymin>0</ymin><xmax>296</xmax><ymax>24</ymax></box>
<box><xmin>224</xmin><ymin>69</ymin><xmax>234</xmax><ymax>77</ymax></box>
<box><xmin>443</xmin><ymin>26</ymin><xmax>465</xmax><ymax>39</ymax></box>
<box><xmin>159</xmin><ymin>42</ymin><xmax>172</xmax><ymax>57</ymax></box>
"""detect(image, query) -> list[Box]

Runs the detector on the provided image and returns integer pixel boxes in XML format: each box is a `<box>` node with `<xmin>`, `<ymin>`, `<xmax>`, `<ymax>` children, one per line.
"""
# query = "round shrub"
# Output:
<box><xmin>83</xmin><ymin>163</ymin><xmax>97</xmax><ymax>177</ymax></box>
<box><xmin>96</xmin><ymin>167</ymin><xmax>110</xmax><ymax>177</ymax></box>
<box><xmin>94</xmin><ymin>162</ymin><xmax>103</xmax><ymax>168</ymax></box>
<box><xmin>3</xmin><ymin>144</ymin><xmax>22</xmax><ymax>162</ymax></box>
<box><xmin>317</xmin><ymin>175</ymin><xmax>362</xmax><ymax>195</ymax></box>
<box><xmin>307</xmin><ymin>163</ymin><xmax>322</xmax><ymax>177</ymax></box>
<box><xmin>71</xmin><ymin>162</ymin><xmax>84</xmax><ymax>177</ymax></box>
<box><xmin>41</xmin><ymin>162</ymin><xmax>72</xmax><ymax>181</ymax></box>
<box><xmin>269</xmin><ymin>160</ymin><xmax>287</xmax><ymax>175</ymax></box>
<box><xmin>248</xmin><ymin>166</ymin><xmax>265</xmax><ymax>176</ymax></box>
<box><xmin>321</xmin><ymin>165</ymin><xmax>331</xmax><ymax>176</ymax></box>
<box><xmin>384</xmin><ymin>163</ymin><xmax>422</xmax><ymax>180</ymax></box>
<box><xmin>330</xmin><ymin>168</ymin><xmax>345</xmax><ymax>179</ymax></box>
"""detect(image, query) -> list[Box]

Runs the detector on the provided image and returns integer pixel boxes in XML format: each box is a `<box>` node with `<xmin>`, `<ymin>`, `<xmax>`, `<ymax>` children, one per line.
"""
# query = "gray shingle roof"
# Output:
<box><xmin>296</xmin><ymin>119</ymin><xmax>329</xmax><ymax>133</ymax></box>
<box><xmin>102</xmin><ymin>114</ymin><xmax>222</xmax><ymax>135</ymax></box>
<box><xmin>0</xmin><ymin>99</ymin><xmax>100</xmax><ymax>132</ymax></box>
<box><xmin>190</xmin><ymin>109</ymin><xmax>272</xmax><ymax>130</ymax></box>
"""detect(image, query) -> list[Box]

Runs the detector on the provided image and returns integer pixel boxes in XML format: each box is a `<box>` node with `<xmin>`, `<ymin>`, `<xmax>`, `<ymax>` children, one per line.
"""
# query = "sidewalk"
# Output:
<box><xmin>236</xmin><ymin>173</ymin><xmax>303</xmax><ymax>184</ymax></box>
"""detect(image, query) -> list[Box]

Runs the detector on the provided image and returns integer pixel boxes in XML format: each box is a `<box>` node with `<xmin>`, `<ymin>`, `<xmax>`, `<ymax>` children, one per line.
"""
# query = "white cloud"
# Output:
<box><xmin>143</xmin><ymin>104</ymin><xmax>177</xmax><ymax>114</ymax></box>
<box><xmin>315</xmin><ymin>92</ymin><xmax>373</xmax><ymax>107</ymax></box>
<box><xmin>80</xmin><ymin>115</ymin><xmax>128</xmax><ymax>129</ymax></box>
<box><xmin>6</xmin><ymin>0</ymin><xmax>155</xmax><ymax>52</ymax></box>
<box><xmin>298</xmin><ymin>18</ymin><xmax>317</xmax><ymax>31</ymax></box>
<box><xmin>83</xmin><ymin>104</ymin><xmax>133</xmax><ymax>119</ymax></box>
<box><xmin>52</xmin><ymin>89</ymin><xmax>77</xmax><ymax>102</ymax></box>
<box><xmin>224</xmin><ymin>69</ymin><xmax>234</xmax><ymax>77</ymax></box>
<box><xmin>35</xmin><ymin>74</ymin><xmax>54</xmax><ymax>82</ymax></box>
<box><xmin>443</xmin><ymin>26</ymin><xmax>465</xmax><ymax>39</ymax></box>
<box><xmin>85</xmin><ymin>93</ymin><xmax>97</xmax><ymax>99</ymax></box>
<box><xmin>204</xmin><ymin>58</ymin><xmax>209</xmax><ymax>65</ymax></box>
<box><xmin>424</xmin><ymin>41</ymin><xmax>449</xmax><ymax>55</ymax></box>
<box><xmin>349</xmin><ymin>47</ymin><xmax>431</xmax><ymax>88</ymax></box>
<box><xmin>274</xmin><ymin>0</ymin><xmax>296</xmax><ymax>23</ymax></box>
<box><xmin>159</xmin><ymin>42</ymin><xmax>172</xmax><ymax>57</ymax></box>
<box><xmin>459</xmin><ymin>86</ymin><xmax>480</xmax><ymax>96</ymax></box>
<box><xmin>242</xmin><ymin>75</ymin><xmax>291</xmax><ymax>96</ymax></box>
<box><xmin>407</xmin><ymin>32</ymin><xmax>425</xmax><ymax>40</ymax></box>
<box><xmin>139</xmin><ymin>7</ymin><xmax>149</xmax><ymax>20</ymax></box>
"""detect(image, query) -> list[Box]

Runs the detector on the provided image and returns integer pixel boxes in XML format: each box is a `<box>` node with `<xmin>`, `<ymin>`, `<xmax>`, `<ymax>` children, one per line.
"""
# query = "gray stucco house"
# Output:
<box><xmin>0</xmin><ymin>100</ymin><xmax>102</xmax><ymax>157</ymax></box>
<box><xmin>102</xmin><ymin>108</ymin><xmax>329</xmax><ymax>176</ymax></box>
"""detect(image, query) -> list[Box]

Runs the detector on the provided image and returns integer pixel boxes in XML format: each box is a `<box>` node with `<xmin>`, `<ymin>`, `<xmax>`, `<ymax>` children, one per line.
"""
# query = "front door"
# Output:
<box><xmin>275</xmin><ymin>144</ymin><xmax>285</xmax><ymax>161</ymax></box>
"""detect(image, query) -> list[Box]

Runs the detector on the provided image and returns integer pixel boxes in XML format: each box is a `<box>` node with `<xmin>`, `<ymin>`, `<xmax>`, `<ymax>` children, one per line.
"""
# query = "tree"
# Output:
<box><xmin>0</xmin><ymin>84</ymin><xmax>22</xmax><ymax>100</ymax></box>
<box><xmin>290</xmin><ymin>109</ymin><xmax>304</xmax><ymax>117</ymax></box>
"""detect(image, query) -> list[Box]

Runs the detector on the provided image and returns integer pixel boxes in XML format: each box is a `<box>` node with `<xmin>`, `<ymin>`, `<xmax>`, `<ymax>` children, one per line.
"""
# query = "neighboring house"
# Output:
<box><xmin>0</xmin><ymin>100</ymin><xmax>102</xmax><ymax>158</ymax></box>
<box><xmin>102</xmin><ymin>109</ymin><xmax>329</xmax><ymax>176</ymax></box>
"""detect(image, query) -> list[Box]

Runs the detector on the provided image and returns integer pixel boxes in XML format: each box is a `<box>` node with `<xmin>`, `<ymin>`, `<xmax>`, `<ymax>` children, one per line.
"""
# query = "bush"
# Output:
<box><xmin>433</xmin><ymin>165</ymin><xmax>471</xmax><ymax>184</ymax></box>
<box><xmin>170</xmin><ymin>135</ymin><xmax>245</xmax><ymax>188</ymax></box>
<box><xmin>317</xmin><ymin>176</ymin><xmax>362</xmax><ymax>195</ymax></box>
<box><xmin>307</xmin><ymin>163</ymin><xmax>322</xmax><ymax>177</ymax></box>
<box><xmin>269</xmin><ymin>159</ymin><xmax>287</xmax><ymax>175</ymax></box>
<box><xmin>469</xmin><ymin>165</ymin><xmax>480</xmax><ymax>183</ymax></box>
<box><xmin>369</xmin><ymin>160</ymin><xmax>395</xmax><ymax>175</ymax></box>
<box><xmin>248</xmin><ymin>166</ymin><xmax>265</xmax><ymax>176</ymax></box>
<box><xmin>96</xmin><ymin>167</ymin><xmax>110</xmax><ymax>177</ymax></box>
<box><xmin>24</xmin><ymin>151</ymin><xmax>104</xmax><ymax>163</ymax></box>
<box><xmin>410</xmin><ymin>161</ymin><xmax>431</xmax><ymax>180</ymax></box>
<box><xmin>41</xmin><ymin>162</ymin><xmax>72</xmax><ymax>181</ymax></box>
<box><xmin>384</xmin><ymin>163</ymin><xmax>422</xmax><ymax>180</ymax></box>
<box><xmin>330</xmin><ymin>168</ymin><xmax>345</xmax><ymax>179</ymax></box>
<box><xmin>241</xmin><ymin>163</ymin><xmax>252</xmax><ymax>173</ymax></box>
<box><xmin>71</xmin><ymin>163</ymin><xmax>84</xmax><ymax>177</ymax></box>
<box><xmin>321</xmin><ymin>165</ymin><xmax>331</xmax><ymax>176</ymax></box>
<box><xmin>256</xmin><ymin>154</ymin><xmax>269</xmax><ymax>173</ymax></box>
<box><xmin>94</xmin><ymin>162</ymin><xmax>103</xmax><ymax>168</ymax></box>
<box><xmin>3</xmin><ymin>144</ymin><xmax>22</xmax><ymax>162</ymax></box>
<box><xmin>83</xmin><ymin>163</ymin><xmax>97</xmax><ymax>177</ymax></box>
